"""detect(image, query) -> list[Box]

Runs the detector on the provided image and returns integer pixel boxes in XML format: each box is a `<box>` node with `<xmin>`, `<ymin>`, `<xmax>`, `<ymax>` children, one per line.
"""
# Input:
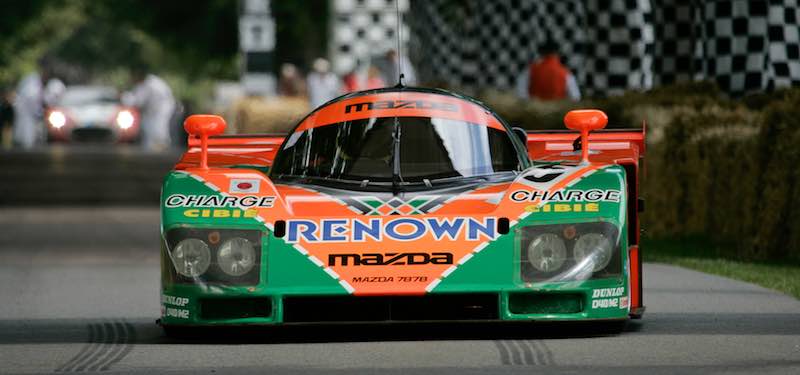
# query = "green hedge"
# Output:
<box><xmin>750</xmin><ymin>91</ymin><xmax>800</xmax><ymax>260</ymax></box>
<box><xmin>479</xmin><ymin>84</ymin><xmax>800</xmax><ymax>262</ymax></box>
<box><xmin>642</xmin><ymin>90</ymin><xmax>800</xmax><ymax>262</ymax></box>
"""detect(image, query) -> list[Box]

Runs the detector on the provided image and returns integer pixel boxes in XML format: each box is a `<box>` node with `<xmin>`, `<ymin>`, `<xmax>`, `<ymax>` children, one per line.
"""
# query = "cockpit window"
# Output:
<box><xmin>271</xmin><ymin>116</ymin><xmax>522</xmax><ymax>188</ymax></box>
<box><xmin>60</xmin><ymin>87</ymin><xmax>118</xmax><ymax>106</ymax></box>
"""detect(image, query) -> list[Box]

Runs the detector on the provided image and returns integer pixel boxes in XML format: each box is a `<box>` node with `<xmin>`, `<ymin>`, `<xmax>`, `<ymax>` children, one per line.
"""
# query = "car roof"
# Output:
<box><xmin>290</xmin><ymin>87</ymin><xmax>511</xmax><ymax>133</ymax></box>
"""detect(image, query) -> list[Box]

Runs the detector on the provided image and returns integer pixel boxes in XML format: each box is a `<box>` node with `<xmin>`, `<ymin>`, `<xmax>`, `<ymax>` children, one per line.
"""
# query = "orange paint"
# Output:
<box><xmin>294</xmin><ymin>92</ymin><xmax>506</xmax><ymax>132</ymax></box>
<box><xmin>184</xmin><ymin>115</ymin><xmax>227</xmax><ymax>170</ymax></box>
<box><xmin>564</xmin><ymin>110</ymin><xmax>608</xmax><ymax>163</ymax></box>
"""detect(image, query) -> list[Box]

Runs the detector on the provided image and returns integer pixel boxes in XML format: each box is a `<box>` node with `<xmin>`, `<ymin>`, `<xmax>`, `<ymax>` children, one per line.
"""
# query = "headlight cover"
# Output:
<box><xmin>527</xmin><ymin>233</ymin><xmax>567</xmax><ymax>272</ymax></box>
<box><xmin>115</xmin><ymin>110</ymin><xmax>135</xmax><ymax>129</ymax></box>
<box><xmin>48</xmin><ymin>111</ymin><xmax>67</xmax><ymax>128</ymax></box>
<box><xmin>517</xmin><ymin>221</ymin><xmax>621</xmax><ymax>283</ymax></box>
<box><xmin>165</xmin><ymin>228</ymin><xmax>262</xmax><ymax>285</ymax></box>
<box><xmin>218</xmin><ymin>237</ymin><xmax>257</xmax><ymax>276</ymax></box>
<box><xmin>573</xmin><ymin>233</ymin><xmax>614</xmax><ymax>272</ymax></box>
<box><xmin>173</xmin><ymin>238</ymin><xmax>211</xmax><ymax>277</ymax></box>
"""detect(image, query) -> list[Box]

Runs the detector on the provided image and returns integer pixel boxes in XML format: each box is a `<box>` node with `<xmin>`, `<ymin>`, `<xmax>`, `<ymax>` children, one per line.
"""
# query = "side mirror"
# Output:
<box><xmin>564</xmin><ymin>109</ymin><xmax>608</xmax><ymax>163</ymax></box>
<box><xmin>512</xmin><ymin>127</ymin><xmax>528</xmax><ymax>150</ymax></box>
<box><xmin>184</xmin><ymin>115</ymin><xmax>226</xmax><ymax>170</ymax></box>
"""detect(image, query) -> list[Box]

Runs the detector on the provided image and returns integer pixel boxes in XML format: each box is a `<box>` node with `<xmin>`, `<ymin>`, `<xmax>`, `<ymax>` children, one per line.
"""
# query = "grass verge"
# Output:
<box><xmin>643</xmin><ymin>237</ymin><xmax>800</xmax><ymax>299</ymax></box>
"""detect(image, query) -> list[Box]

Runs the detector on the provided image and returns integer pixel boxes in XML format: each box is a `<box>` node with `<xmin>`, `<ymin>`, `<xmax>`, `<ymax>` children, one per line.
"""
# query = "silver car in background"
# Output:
<box><xmin>46</xmin><ymin>85</ymin><xmax>140</xmax><ymax>143</ymax></box>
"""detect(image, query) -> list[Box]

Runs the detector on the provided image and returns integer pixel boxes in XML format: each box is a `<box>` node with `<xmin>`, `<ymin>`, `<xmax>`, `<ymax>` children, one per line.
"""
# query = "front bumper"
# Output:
<box><xmin>159</xmin><ymin>220</ymin><xmax>631</xmax><ymax>326</ymax></box>
<box><xmin>159</xmin><ymin>279</ymin><xmax>630</xmax><ymax>326</ymax></box>
<box><xmin>48</xmin><ymin>123</ymin><xmax>139</xmax><ymax>143</ymax></box>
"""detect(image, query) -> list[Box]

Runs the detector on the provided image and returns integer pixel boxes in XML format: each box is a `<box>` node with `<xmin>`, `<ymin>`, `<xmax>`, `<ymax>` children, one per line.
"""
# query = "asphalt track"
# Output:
<box><xmin>1</xmin><ymin>207</ymin><xmax>799</xmax><ymax>375</ymax></box>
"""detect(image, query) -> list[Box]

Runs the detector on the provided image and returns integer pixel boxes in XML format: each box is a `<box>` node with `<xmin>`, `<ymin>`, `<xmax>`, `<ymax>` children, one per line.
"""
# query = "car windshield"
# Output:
<box><xmin>60</xmin><ymin>87</ymin><xmax>118</xmax><ymax>106</ymax></box>
<box><xmin>271</xmin><ymin>116</ymin><xmax>522</xmax><ymax>187</ymax></box>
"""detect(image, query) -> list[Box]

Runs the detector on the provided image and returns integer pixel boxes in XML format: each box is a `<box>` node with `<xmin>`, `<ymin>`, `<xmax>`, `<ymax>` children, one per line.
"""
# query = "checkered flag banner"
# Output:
<box><xmin>330</xmin><ymin>0</ymin><xmax>410</xmax><ymax>75</ymax></box>
<box><xmin>401</xmin><ymin>0</ymin><xmax>800</xmax><ymax>96</ymax></box>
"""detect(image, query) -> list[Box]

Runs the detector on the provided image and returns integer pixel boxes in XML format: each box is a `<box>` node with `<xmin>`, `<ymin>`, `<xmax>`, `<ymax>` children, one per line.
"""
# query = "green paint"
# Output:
<box><xmin>160</xmin><ymin>166</ymin><xmax>632</xmax><ymax>326</ymax></box>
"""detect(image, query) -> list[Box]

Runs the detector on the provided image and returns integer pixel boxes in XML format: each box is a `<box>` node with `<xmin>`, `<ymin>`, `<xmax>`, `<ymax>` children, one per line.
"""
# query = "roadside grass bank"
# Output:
<box><xmin>643</xmin><ymin>237</ymin><xmax>800</xmax><ymax>299</ymax></box>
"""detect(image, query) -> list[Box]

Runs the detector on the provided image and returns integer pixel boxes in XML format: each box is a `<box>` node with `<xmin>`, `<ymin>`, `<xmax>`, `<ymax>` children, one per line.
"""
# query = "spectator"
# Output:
<box><xmin>382</xmin><ymin>49</ymin><xmax>417</xmax><ymax>86</ymax></box>
<box><xmin>12</xmin><ymin>58</ymin><xmax>58</xmax><ymax>149</ymax></box>
<box><xmin>43</xmin><ymin>77</ymin><xmax>65</xmax><ymax>107</ymax></box>
<box><xmin>307</xmin><ymin>58</ymin><xmax>341</xmax><ymax>109</ymax></box>
<box><xmin>343</xmin><ymin>59</ymin><xmax>365</xmax><ymax>93</ymax></box>
<box><xmin>516</xmin><ymin>40</ymin><xmax>581</xmax><ymax>101</ymax></box>
<box><xmin>365</xmin><ymin>66</ymin><xmax>387</xmax><ymax>90</ymax></box>
<box><xmin>123</xmin><ymin>67</ymin><xmax>176</xmax><ymax>150</ymax></box>
<box><xmin>342</xmin><ymin>69</ymin><xmax>362</xmax><ymax>93</ymax></box>
<box><xmin>0</xmin><ymin>88</ymin><xmax>14</xmax><ymax>148</ymax></box>
<box><xmin>278</xmin><ymin>63</ymin><xmax>307</xmax><ymax>97</ymax></box>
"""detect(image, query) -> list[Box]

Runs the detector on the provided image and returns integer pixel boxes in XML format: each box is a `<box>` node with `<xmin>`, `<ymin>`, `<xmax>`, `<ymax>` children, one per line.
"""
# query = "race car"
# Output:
<box><xmin>159</xmin><ymin>87</ymin><xmax>645</xmax><ymax>332</ymax></box>
<box><xmin>46</xmin><ymin>85</ymin><xmax>139</xmax><ymax>143</ymax></box>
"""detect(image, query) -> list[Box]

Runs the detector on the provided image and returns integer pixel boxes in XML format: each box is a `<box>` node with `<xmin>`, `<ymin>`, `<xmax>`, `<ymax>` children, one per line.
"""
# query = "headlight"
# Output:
<box><xmin>527</xmin><ymin>233</ymin><xmax>567</xmax><ymax>272</ymax></box>
<box><xmin>164</xmin><ymin>228</ymin><xmax>263</xmax><ymax>285</ymax></box>
<box><xmin>517</xmin><ymin>222</ymin><xmax>621</xmax><ymax>283</ymax></box>
<box><xmin>48</xmin><ymin>111</ymin><xmax>66</xmax><ymax>129</ymax></box>
<box><xmin>172</xmin><ymin>238</ymin><xmax>211</xmax><ymax>277</ymax></box>
<box><xmin>573</xmin><ymin>233</ymin><xmax>613</xmax><ymax>272</ymax></box>
<box><xmin>115</xmin><ymin>110</ymin><xmax>135</xmax><ymax>129</ymax></box>
<box><xmin>218</xmin><ymin>237</ymin><xmax>256</xmax><ymax>276</ymax></box>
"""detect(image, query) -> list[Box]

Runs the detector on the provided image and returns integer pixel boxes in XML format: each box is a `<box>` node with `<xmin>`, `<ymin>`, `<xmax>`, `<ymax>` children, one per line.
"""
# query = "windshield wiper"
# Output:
<box><xmin>276</xmin><ymin>174</ymin><xmax>393</xmax><ymax>188</ymax></box>
<box><xmin>278</xmin><ymin>174</ymin><xmax>365</xmax><ymax>185</ymax></box>
<box><xmin>400</xmin><ymin>171</ymin><xmax>518</xmax><ymax>187</ymax></box>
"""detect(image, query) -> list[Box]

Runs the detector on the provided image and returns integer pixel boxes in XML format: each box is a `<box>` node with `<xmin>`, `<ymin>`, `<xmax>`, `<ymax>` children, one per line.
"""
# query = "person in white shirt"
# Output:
<box><xmin>124</xmin><ymin>69</ymin><xmax>176</xmax><ymax>150</ymax></box>
<box><xmin>12</xmin><ymin>72</ymin><xmax>45</xmax><ymax>149</ymax></box>
<box><xmin>383</xmin><ymin>49</ymin><xmax>417</xmax><ymax>86</ymax></box>
<box><xmin>43</xmin><ymin>78</ymin><xmax>65</xmax><ymax>107</ymax></box>
<box><xmin>306</xmin><ymin>58</ymin><xmax>341</xmax><ymax>109</ymax></box>
<box><xmin>12</xmin><ymin>57</ymin><xmax>65</xmax><ymax>149</ymax></box>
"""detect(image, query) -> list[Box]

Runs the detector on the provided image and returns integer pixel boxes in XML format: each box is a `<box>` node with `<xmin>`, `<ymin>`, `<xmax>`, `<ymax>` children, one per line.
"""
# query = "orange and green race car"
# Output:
<box><xmin>159</xmin><ymin>87</ymin><xmax>645</xmax><ymax>331</ymax></box>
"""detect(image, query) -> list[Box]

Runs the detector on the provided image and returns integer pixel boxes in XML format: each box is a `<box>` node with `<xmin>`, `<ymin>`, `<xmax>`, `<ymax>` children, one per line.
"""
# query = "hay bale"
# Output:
<box><xmin>228</xmin><ymin>97</ymin><xmax>311</xmax><ymax>134</ymax></box>
<box><xmin>749</xmin><ymin>91</ymin><xmax>800</xmax><ymax>261</ymax></box>
<box><xmin>479</xmin><ymin>90</ymin><xmax>588</xmax><ymax>130</ymax></box>
<box><xmin>638</xmin><ymin>104</ymin><xmax>762</xmax><ymax>261</ymax></box>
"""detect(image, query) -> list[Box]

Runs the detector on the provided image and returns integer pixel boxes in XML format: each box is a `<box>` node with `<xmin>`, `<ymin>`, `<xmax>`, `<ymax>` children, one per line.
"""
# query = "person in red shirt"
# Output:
<box><xmin>516</xmin><ymin>40</ymin><xmax>581</xmax><ymax>101</ymax></box>
<box><xmin>341</xmin><ymin>62</ymin><xmax>387</xmax><ymax>92</ymax></box>
<box><xmin>365</xmin><ymin>66</ymin><xmax>386</xmax><ymax>90</ymax></box>
<box><xmin>342</xmin><ymin>70</ymin><xmax>361</xmax><ymax>93</ymax></box>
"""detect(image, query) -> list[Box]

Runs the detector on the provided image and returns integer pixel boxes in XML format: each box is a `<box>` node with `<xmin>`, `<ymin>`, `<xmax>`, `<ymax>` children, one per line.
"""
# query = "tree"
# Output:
<box><xmin>0</xmin><ymin>0</ymin><xmax>240</xmax><ymax>86</ymax></box>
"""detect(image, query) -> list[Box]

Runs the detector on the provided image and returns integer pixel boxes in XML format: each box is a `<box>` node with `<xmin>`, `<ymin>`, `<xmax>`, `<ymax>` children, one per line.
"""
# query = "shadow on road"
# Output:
<box><xmin>2</xmin><ymin>312</ymin><xmax>799</xmax><ymax>346</ymax></box>
<box><xmin>160</xmin><ymin>320</ymin><xmax>631</xmax><ymax>343</ymax></box>
<box><xmin>0</xmin><ymin>318</ymin><xmax>626</xmax><ymax>345</ymax></box>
